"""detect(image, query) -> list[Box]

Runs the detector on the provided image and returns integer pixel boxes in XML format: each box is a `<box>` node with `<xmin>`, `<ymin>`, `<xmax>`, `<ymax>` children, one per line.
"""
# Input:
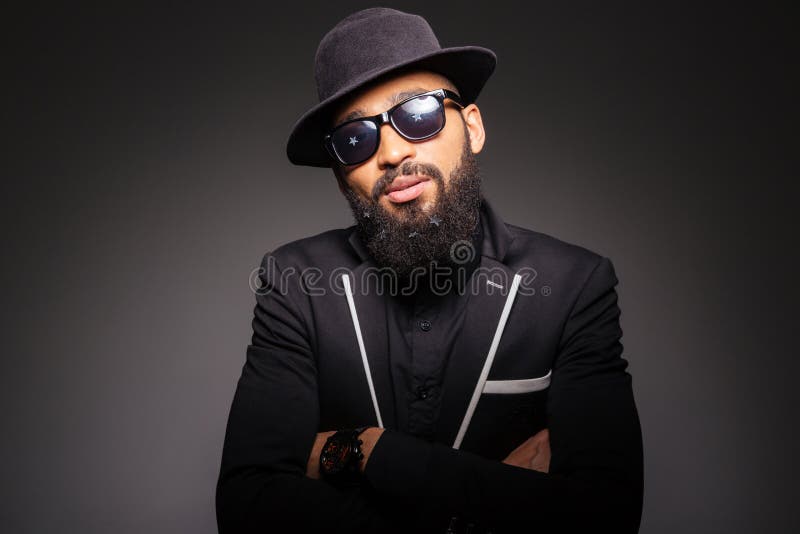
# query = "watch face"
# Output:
<box><xmin>320</xmin><ymin>436</ymin><xmax>352</xmax><ymax>475</ymax></box>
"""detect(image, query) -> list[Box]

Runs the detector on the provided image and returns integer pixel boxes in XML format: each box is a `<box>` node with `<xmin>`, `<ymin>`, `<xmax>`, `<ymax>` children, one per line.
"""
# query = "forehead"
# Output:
<box><xmin>331</xmin><ymin>70</ymin><xmax>454</xmax><ymax>126</ymax></box>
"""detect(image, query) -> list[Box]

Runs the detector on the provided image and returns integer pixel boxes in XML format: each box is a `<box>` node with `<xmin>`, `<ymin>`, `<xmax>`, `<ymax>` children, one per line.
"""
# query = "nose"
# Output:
<box><xmin>375</xmin><ymin>122</ymin><xmax>416</xmax><ymax>169</ymax></box>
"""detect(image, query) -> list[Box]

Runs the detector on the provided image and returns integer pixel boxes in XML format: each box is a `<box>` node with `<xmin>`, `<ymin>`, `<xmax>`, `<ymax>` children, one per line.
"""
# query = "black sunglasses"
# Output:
<box><xmin>324</xmin><ymin>88</ymin><xmax>464</xmax><ymax>166</ymax></box>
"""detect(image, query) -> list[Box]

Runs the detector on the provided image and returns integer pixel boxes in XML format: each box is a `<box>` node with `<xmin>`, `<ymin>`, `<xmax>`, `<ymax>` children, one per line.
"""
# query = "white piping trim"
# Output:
<box><xmin>342</xmin><ymin>274</ymin><xmax>384</xmax><ymax>428</ymax></box>
<box><xmin>453</xmin><ymin>272</ymin><xmax>523</xmax><ymax>449</ymax></box>
<box><xmin>483</xmin><ymin>370</ymin><xmax>552</xmax><ymax>394</ymax></box>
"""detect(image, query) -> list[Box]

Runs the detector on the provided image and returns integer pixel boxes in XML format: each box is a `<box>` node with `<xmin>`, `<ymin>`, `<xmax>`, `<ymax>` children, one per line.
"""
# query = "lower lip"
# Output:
<box><xmin>386</xmin><ymin>180</ymin><xmax>429</xmax><ymax>203</ymax></box>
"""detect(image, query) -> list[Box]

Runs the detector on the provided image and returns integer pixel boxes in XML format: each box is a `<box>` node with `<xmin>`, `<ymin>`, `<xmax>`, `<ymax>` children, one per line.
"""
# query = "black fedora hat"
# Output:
<box><xmin>286</xmin><ymin>7</ymin><xmax>497</xmax><ymax>167</ymax></box>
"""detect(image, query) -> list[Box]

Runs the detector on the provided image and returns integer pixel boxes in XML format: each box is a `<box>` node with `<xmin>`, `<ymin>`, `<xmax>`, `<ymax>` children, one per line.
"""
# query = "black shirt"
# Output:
<box><xmin>387</xmin><ymin>219</ymin><xmax>483</xmax><ymax>441</ymax></box>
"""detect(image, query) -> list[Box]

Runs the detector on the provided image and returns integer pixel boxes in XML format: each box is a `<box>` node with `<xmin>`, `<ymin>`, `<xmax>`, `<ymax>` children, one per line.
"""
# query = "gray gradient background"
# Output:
<box><xmin>3</xmin><ymin>3</ymin><xmax>796</xmax><ymax>533</ymax></box>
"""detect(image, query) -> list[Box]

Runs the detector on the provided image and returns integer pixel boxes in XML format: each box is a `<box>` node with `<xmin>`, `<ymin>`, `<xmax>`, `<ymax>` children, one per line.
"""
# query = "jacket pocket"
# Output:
<box><xmin>482</xmin><ymin>369</ymin><xmax>552</xmax><ymax>394</ymax></box>
<box><xmin>460</xmin><ymin>371</ymin><xmax>552</xmax><ymax>460</ymax></box>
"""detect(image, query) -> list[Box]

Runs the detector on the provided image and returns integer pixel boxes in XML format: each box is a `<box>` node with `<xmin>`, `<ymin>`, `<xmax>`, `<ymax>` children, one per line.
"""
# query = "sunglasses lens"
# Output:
<box><xmin>392</xmin><ymin>95</ymin><xmax>445</xmax><ymax>140</ymax></box>
<box><xmin>330</xmin><ymin>120</ymin><xmax>378</xmax><ymax>164</ymax></box>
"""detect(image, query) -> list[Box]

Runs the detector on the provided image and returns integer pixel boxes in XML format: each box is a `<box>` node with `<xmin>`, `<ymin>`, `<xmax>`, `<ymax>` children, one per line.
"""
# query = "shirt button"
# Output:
<box><xmin>419</xmin><ymin>319</ymin><xmax>432</xmax><ymax>331</ymax></box>
<box><xmin>416</xmin><ymin>386</ymin><xmax>430</xmax><ymax>400</ymax></box>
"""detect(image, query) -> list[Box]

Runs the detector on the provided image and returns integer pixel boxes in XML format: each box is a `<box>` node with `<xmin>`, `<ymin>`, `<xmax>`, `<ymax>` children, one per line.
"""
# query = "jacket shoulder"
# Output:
<box><xmin>257</xmin><ymin>225</ymin><xmax>359</xmax><ymax>270</ymax></box>
<box><xmin>506</xmin><ymin>223</ymin><xmax>604</xmax><ymax>263</ymax></box>
<box><xmin>503</xmin><ymin>223</ymin><xmax>611</xmax><ymax>285</ymax></box>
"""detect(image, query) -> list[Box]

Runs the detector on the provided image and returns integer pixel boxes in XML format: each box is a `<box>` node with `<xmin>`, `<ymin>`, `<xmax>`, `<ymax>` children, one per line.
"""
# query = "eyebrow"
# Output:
<box><xmin>338</xmin><ymin>87</ymin><xmax>429</xmax><ymax>124</ymax></box>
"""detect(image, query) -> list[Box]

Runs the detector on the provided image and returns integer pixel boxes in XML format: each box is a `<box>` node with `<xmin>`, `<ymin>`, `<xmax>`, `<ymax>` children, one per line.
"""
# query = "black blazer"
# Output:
<box><xmin>216</xmin><ymin>199</ymin><xmax>643</xmax><ymax>533</ymax></box>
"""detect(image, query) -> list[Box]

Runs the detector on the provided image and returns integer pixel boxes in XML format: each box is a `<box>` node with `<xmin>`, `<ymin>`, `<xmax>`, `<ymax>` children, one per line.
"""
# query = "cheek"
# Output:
<box><xmin>345</xmin><ymin>173</ymin><xmax>379</xmax><ymax>200</ymax></box>
<box><xmin>419</xmin><ymin>116</ymin><xmax>465</xmax><ymax>171</ymax></box>
<box><xmin>416</xmin><ymin>137</ymin><xmax>460</xmax><ymax>177</ymax></box>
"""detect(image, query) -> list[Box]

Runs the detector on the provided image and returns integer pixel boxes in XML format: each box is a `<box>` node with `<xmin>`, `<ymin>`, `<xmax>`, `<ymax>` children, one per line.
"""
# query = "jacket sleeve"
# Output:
<box><xmin>362</xmin><ymin>256</ymin><xmax>644</xmax><ymax>533</ymax></box>
<box><xmin>215</xmin><ymin>252</ymin><xmax>402</xmax><ymax>534</ymax></box>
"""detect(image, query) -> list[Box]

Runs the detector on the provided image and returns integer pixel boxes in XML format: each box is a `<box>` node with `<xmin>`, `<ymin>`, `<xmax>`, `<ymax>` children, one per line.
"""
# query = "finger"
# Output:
<box><xmin>529</xmin><ymin>446</ymin><xmax>551</xmax><ymax>473</ymax></box>
<box><xmin>531</xmin><ymin>428</ymin><xmax>549</xmax><ymax>445</ymax></box>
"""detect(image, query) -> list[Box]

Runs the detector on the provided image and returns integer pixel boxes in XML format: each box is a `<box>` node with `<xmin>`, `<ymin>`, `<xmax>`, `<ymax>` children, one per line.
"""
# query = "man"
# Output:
<box><xmin>216</xmin><ymin>7</ymin><xmax>643</xmax><ymax>534</ymax></box>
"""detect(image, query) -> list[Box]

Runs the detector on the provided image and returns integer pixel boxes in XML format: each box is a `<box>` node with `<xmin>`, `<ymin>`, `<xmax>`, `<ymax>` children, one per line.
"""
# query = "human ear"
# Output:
<box><xmin>461</xmin><ymin>103</ymin><xmax>486</xmax><ymax>154</ymax></box>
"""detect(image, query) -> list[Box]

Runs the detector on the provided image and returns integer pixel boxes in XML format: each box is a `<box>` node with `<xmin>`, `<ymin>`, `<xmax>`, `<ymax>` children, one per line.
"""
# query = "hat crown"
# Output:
<box><xmin>287</xmin><ymin>7</ymin><xmax>496</xmax><ymax>167</ymax></box>
<box><xmin>314</xmin><ymin>8</ymin><xmax>442</xmax><ymax>101</ymax></box>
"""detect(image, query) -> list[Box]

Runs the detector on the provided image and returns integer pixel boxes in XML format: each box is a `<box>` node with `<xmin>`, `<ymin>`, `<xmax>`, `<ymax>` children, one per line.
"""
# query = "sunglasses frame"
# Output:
<box><xmin>324</xmin><ymin>88</ymin><xmax>465</xmax><ymax>166</ymax></box>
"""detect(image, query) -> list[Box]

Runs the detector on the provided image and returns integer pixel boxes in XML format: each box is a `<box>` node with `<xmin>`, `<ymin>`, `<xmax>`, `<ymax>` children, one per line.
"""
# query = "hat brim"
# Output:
<box><xmin>286</xmin><ymin>46</ymin><xmax>497</xmax><ymax>168</ymax></box>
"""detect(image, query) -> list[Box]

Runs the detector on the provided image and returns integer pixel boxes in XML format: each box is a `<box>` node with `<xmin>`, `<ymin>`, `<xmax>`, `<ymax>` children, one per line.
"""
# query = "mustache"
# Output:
<box><xmin>371</xmin><ymin>160</ymin><xmax>444</xmax><ymax>201</ymax></box>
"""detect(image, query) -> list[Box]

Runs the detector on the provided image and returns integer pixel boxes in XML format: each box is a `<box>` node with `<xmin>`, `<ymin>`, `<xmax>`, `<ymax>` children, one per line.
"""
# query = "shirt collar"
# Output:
<box><xmin>476</xmin><ymin>197</ymin><xmax>514</xmax><ymax>263</ymax></box>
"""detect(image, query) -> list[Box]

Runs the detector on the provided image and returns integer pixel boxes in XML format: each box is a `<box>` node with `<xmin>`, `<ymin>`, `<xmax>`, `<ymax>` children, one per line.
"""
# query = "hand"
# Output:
<box><xmin>305</xmin><ymin>428</ymin><xmax>385</xmax><ymax>479</ymax></box>
<box><xmin>502</xmin><ymin>428</ymin><xmax>550</xmax><ymax>473</ymax></box>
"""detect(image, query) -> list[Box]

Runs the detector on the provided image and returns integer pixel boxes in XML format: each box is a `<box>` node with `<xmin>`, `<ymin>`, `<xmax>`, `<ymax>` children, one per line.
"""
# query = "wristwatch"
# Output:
<box><xmin>319</xmin><ymin>427</ymin><xmax>369</xmax><ymax>486</ymax></box>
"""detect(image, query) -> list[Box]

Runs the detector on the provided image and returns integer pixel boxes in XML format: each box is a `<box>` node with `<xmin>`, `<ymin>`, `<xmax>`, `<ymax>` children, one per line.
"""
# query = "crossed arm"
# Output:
<box><xmin>216</xmin><ymin>254</ymin><xmax>643</xmax><ymax>533</ymax></box>
<box><xmin>305</xmin><ymin>427</ymin><xmax>552</xmax><ymax>479</ymax></box>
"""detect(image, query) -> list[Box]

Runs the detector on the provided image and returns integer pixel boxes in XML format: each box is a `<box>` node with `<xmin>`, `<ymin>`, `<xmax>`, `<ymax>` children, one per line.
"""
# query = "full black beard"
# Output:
<box><xmin>342</xmin><ymin>139</ymin><xmax>483</xmax><ymax>279</ymax></box>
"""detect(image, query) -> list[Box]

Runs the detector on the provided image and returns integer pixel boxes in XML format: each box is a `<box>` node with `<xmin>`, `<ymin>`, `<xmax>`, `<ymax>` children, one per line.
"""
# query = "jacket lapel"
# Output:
<box><xmin>344</xmin><ymin>232</ymin><xmax>398</xmax><ymax>430</ymax></box>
